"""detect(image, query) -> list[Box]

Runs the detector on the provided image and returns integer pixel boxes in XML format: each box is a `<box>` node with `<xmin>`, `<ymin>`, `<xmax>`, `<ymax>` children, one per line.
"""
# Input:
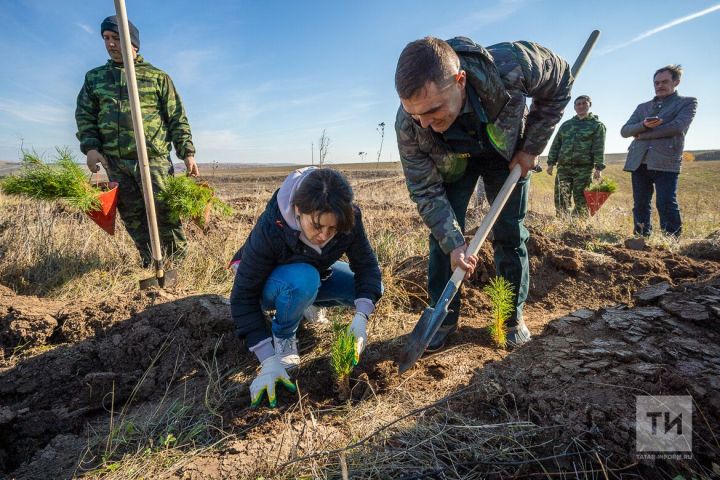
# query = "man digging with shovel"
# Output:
<box><xmin>394</xmin><ymin>37</ymin><xmax>573</xmax><ymax>352</ymax></box>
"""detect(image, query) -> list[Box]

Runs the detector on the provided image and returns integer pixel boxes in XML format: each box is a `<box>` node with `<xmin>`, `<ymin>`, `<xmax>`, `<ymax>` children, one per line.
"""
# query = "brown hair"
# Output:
<box><xmin>395</xmin><ymin>36</ymin><xmax>460</xmax><ymax>99</ymax></box>
<box><xmin>293</xmin><ymin>168</ymin><xmax>355</xmax><ymax>234</ymax></box>
<box><xmin>654</xmin><ymin>64</ymin><xmax>683</xmax><ymax>81</ymax></box>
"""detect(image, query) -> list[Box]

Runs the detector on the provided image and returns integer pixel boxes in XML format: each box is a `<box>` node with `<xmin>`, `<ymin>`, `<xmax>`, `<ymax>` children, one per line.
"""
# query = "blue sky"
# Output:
<box><xmin>0</xmin><ymin>0</ymin><xmax>718</xmax><ymax>165</ymax></box>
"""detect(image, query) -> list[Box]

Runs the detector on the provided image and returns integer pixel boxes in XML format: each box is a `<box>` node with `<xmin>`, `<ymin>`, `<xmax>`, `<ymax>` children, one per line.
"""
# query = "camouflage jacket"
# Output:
<box><xmin>396</xmin><ymin>38</ymin><xmax>572</xmax><ymax>253</ymax></box>
<box><xmin>547</xmin><ymin>113</ymin><xmax>606</xmax><ymax>170</ymax></box>
<box><xmin>75</xmin><ymin>55</ymin><xmax>195</xmax><ymax>160</ymax></box>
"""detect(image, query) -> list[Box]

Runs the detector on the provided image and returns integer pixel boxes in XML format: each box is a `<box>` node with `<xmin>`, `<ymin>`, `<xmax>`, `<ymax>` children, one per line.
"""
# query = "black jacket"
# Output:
<box><xmin>230</xmin><ymin>191</ymin><xmax>382</xmax><ymax>347</ymax></box>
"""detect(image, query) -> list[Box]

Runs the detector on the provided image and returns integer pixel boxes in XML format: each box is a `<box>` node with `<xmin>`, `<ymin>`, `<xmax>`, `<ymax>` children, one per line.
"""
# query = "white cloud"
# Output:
<box><xmin>599</xmin><ymin>3</ymin><xmax>720</xmax><ymax>55</ymax></box>
<box><xmin>76</xmin><ymin>23</ymin><xmax>93</xmax><ymax>35</ymax></box>
<box><xmin>436</xmin><ymin>0</ymin><xmax>526</xmax><ymax>36</ymax></box>
<box><xmin>0</xmin><ymin>99</ymin><xmax>72</xmax><ymax>125</ymax></box>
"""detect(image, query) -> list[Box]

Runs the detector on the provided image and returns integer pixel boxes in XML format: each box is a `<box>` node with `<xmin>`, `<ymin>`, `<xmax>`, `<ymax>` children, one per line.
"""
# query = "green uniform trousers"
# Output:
<box><xmin>105</xmin><ymin>156</ymin><xmax>187</xmax><ymax>265</ymax></box>
<box><xmin>554</xmin><ymin>166</ymin><xmax>593</xmax><ymax>216</ymax></box>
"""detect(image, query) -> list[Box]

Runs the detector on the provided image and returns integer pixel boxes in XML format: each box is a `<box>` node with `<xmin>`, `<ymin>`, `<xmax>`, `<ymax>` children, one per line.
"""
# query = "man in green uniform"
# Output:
<box><xmin>395</xmin><ymin>37</ymin><xmax>572</xmax><ymax>350</ymax></box>
<box><xmin>75</xmin><ymin>16</ymin><xmax>198</xmax><ymax>266</ymax></box>
<box><xmin>547</xmin><ymin>95</ymin><xmax>606</xmax><ymax>216</ymax></box>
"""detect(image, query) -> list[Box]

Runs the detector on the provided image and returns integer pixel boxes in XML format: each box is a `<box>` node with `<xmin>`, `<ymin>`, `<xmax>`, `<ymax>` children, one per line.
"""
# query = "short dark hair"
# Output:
<box><xmin>395</xmin><ymin>36</ymin><xmax>460</xmax><ymax>99</ymax></box>
<box><xmin>574</xmin><ymin>95</ymin><xmax>591</xmax><ymax>104</ymax></box>
<box><xmin>654</xmin><ymin>64</ymin><xmax>683</xmax><ymax>81</ymax></box>
<box><xmin>293</xmin><ymin>168</ymin><xmax>355</xmax><ymax>234</ymax></box>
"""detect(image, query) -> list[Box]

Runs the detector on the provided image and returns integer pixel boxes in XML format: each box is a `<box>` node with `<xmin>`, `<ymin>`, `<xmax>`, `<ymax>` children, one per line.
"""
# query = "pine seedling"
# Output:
<box><xmin>483</xmin><ymin>276</ymin><xmax>515</xmax><ymax>349</ymax></box>
<box><xmin>1</xmin><ymin>148</ymin><xmax>101</xmax><ymax>212</ymax></box>
<box><xmin>157</xmin><ymin>176</ymin><xmax>233</xmax><ymax>228</ymax></box>
<box><xmin>330</xmin><ymin>320</ymin><xmax>356</xmax><ymax>400</ymax></box>
<box><xmin>586</xmin><ymin>177</ymin><xmax>618</xmax><ymax>193</ymax></box>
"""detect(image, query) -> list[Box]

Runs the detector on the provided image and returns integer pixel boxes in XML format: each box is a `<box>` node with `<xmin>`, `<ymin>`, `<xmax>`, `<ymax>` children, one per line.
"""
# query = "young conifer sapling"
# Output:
<box><xmin>330</xmin><ymin>321</ymin><xmax>356</xmax><ymax>401</ymax></box>
<box><xmin>483</xmin><ymin>276</ymin><xmax>515</xmax><ymax>349</ymax></box>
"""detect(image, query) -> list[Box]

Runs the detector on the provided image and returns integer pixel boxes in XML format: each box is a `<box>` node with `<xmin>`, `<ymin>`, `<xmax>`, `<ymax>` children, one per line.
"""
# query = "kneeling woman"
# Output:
<box><xmin>230</xmin><ymin>167</ymin><xmax>382</xmax><ymax>407</ymax></box>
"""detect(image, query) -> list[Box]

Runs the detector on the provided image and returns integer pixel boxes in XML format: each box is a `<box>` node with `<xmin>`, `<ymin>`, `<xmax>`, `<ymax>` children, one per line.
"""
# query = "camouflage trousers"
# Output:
<box><xmin>554</xmin><ymin>166</ymin><xmax>593</xmax><ymax>217</ymax></box>
<box><xmin>105</xmin><ymin>156</ymin><xmax>187</xmax><ymax>265</ymax></box>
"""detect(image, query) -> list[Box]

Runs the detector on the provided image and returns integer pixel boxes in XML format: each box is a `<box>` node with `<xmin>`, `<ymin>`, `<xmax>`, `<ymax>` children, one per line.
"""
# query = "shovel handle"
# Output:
<box><xmin>571</xmin><ymin>30</ymin><xmax>600</xmax><ymax>79</ymax></box>
<box><xmin>114</xmin><ymin>0</ymin><xmax>165</xmax><ymax>273</ymax></box>
<box><xmin>448</xmin><ymin>164</ymin><xmax>522</xmax><ymax>286</ymax></box>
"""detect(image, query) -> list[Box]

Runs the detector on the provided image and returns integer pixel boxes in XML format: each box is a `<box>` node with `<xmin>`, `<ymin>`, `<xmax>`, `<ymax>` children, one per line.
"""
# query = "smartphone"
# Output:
<box><xmin>645</xmin><ymin>116</ymin><xmax>660</xmax><ymax>122</ymax></box>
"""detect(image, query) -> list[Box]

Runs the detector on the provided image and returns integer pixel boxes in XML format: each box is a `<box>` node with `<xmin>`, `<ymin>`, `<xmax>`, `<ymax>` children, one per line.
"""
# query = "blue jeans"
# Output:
<box><xmin>631</xmin><ymin>165</ymin><xmax>681</xmax><ymax>236</ymax></box>
<box><xmin>428</xmin><ymin>152</ymin><xmax>529</xmax><ymax>328</ymax></box>
<box><xmin>261</xmin><ymin>261</ymin><xmax>356</xmax><ymax>339</ymax></box>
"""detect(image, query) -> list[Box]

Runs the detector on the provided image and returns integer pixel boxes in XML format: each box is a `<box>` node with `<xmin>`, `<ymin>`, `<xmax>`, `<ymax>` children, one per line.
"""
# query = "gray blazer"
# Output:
<box><xmin>621</xmin><ymin>92</ymin><xmax>697</xmax><ymax>173</ymax></box>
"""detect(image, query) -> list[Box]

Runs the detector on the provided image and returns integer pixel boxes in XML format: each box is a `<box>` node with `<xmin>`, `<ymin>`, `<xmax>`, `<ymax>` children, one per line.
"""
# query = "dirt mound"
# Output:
<box><xmin>394</xmin><ymin>227</ymin><xmax>720</xmax><ymax>317</ymax></box>
<box><xmin>456</xmin><ymin>276</ymin><xmax>720</xmax><ymax>475</ymax></box>
<box><xmin>0</xmin><ymin>291</ymin><xmax>238</xmax><ymax>476</ymax></box>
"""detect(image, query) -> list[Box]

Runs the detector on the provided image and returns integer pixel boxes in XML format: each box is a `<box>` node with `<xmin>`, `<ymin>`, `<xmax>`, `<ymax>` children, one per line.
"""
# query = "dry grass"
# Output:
<box><xmin>2</xmin><ymin>161</ymin><xmax>716</xmax><ymax>299</ymax></box>
<box><xmin>529</xmin><ymin>161</ymin><xmax>720</xmax><ymax>244</ymax></box>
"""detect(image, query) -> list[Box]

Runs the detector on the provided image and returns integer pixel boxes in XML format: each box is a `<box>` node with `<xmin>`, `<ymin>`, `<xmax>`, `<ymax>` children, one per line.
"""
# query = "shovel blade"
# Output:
<box><xmin>138</xmin><ymin>269</ymin><xmax>178</xmax><ymax>290</ymax></box>
<box><xmin>139</xmin><ymin>276</ymin><xmax>160</xmax><ymax>290</ymax></box>
<box><xmin>398</xmin><ymin>306</ymin><xmax>447</xmax><ymax>374</ymax></box>
<box><xmin>159</xmin><ymin>269</ymin><xmax>178</xmax><ymax>288</ymax></box>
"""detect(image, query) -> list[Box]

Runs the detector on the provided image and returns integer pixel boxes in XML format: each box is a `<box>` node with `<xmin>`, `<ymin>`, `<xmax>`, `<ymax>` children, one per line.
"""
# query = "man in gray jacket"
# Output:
<box><xmin>621</xmin><ymin>65</ymin><xmax>697</xmax><ymax>237</ymax></box>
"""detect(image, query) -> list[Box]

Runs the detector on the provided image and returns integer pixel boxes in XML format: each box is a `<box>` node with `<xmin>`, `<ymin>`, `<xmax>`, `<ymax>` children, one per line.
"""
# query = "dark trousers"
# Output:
<box><xmin>428</xmin><ymin>153</ymin><xmax>529</xmax><ymax>328</ymax></box>
<box><xmin>631</xmin><ymin>164</ymin><xmax>681</xmax><ymax>237</ymax></box>
<box><xmin>106</xmin><ymin>156</ymin><xmax>188</xmax><ymax>264</ymax></box>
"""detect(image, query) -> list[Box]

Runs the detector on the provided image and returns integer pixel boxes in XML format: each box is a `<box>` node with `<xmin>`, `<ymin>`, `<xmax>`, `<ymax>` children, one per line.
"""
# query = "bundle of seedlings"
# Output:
<box><xmin>0</xmin><ymin>148</ymin><xmax>101</xmax><ymax>212</ymax></box>
<box><xmin>483</xmin><ymin>276</ymin><xmax>515</xmax><ymax>349</ymax></box>
<box><xmin>157</xmin><ymin>176</ymin><xmax>233</xmax><ymax>228</ymax></box>
<box><xmin>585</xmin><ymin>177</ymin><xmax>618</xmax><ymax>193</ymax></box>
<box><xmin>330</xmin><ymin>320</ymin><xmax>356</xmax><ymax>401</ymax></box>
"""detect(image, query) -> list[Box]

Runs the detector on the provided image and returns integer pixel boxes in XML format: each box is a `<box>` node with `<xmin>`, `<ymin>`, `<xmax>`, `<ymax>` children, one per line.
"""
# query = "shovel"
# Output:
<box><xmin>398</xmin><ymin>30</ymin><xmax>601</xmax><ymax>374</ymax></box>
<box><xmin>113</xmin><ymin>0</ymin><xmax>177</xmax><ymax>289</ymax></box>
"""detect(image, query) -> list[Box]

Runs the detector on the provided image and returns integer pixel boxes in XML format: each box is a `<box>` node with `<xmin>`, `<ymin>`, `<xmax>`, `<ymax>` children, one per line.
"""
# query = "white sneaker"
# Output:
<box><xmin>273</xmin><ymin>334</ymin><xmax>300</xmax><ymax>371</ymax></box>
<box><xmin>302</xmin><ymin>305</ymin><xmax>328</xmax><ymax>323</ymax></box>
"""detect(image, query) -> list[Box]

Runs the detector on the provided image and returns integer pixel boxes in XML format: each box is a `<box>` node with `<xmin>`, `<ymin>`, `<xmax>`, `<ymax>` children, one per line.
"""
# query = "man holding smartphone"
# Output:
<box><xmin>621</xmin><ymin>65</ymin><xmax>697</xmax><ymax>237</ymax></box>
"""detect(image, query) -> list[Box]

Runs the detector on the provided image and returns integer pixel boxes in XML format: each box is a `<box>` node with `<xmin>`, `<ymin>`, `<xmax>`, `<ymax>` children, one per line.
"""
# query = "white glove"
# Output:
<box><xmin>348</xmin><ymin>312</ymin><xmax>368</xmax><ymax>366</ymax></box>
<box><xmin>249</xmin><ymin>355</ymin><xmax>296</xmax><ymax>408</ymax></box>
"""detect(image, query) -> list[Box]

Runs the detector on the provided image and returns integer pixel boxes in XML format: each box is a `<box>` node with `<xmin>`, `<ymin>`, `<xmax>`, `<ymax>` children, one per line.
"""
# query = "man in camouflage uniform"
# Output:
<box><xmin>395</xmin><ymin>36</ymin><xmax>572</xmax><ymax>350</ymax></box>
<box><xmin>75</xmin><ymin>16</ymin><xmax>198</xmax><ymax>266</ymax></box>
<box><xmin>547</xmin><ymin>95</ymin><xmax>606</xmax><ymax>216</ymax></box>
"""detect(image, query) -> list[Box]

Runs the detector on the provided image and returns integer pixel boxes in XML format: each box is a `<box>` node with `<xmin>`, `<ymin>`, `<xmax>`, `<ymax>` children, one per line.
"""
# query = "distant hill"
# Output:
<box><xmin>1</xmin><ymin>150</ymin><xmax>718</xmax><ymax>179</ymax></box>
<box><xmin>538</xmin><ymin>149</ymin><xmax>719</xmax><ymax>164</ymax></box>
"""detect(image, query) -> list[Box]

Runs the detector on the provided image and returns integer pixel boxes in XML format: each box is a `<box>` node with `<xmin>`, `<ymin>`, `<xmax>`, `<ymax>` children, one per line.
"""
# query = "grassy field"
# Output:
<box><xmin>528</xmin><ymin>159</ymin><xmax>720</xmax><ymax>239</ymax></box>
<box><xmin>0</xmin><ymin>159</ymin><xmax>717</xmax><ymax>301</ymax></box>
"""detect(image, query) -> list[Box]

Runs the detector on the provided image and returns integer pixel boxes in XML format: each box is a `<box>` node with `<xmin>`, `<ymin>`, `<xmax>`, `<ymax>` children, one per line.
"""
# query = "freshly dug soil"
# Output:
<box><xmin>1</xmin><ymin>229</ymin><xmax>719</xmax><ymax>479</ymax></box>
